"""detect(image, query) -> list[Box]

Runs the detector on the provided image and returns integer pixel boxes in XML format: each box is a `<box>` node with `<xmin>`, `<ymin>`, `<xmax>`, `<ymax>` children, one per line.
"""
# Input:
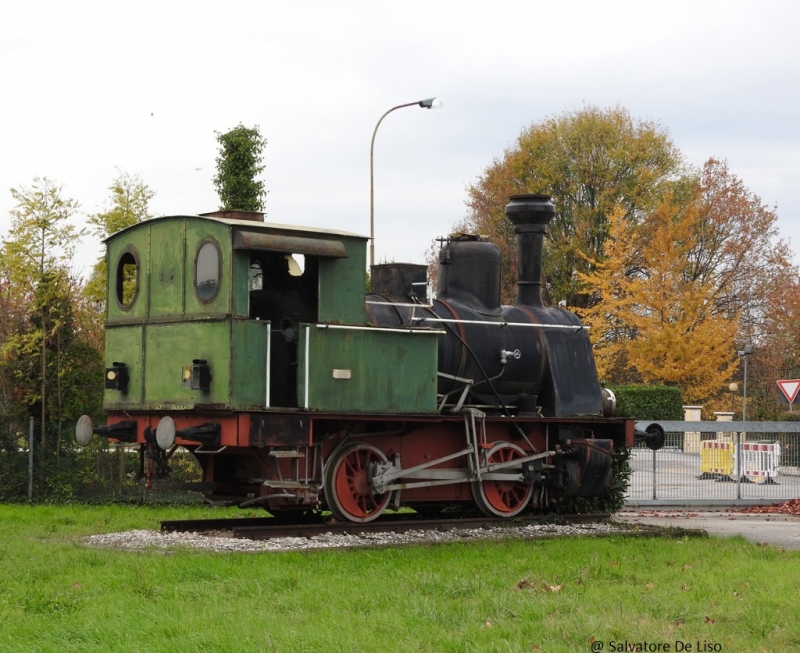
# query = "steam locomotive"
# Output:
<box><xmin>77</xmin><ymin>194</ymin><xmax>661</xmax><ymax>522</ymax></box>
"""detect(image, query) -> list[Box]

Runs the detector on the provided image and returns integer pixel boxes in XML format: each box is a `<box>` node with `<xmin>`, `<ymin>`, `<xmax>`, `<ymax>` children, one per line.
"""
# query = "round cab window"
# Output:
<box><xmin>116</xmin><ymin>251</ymin><xmax>139</xmax><ymax>308</ymax></box>
<box><xmin>195</xmin><ymin>241</ymin><xmax>220</xmax><ymax>301</ymax></box>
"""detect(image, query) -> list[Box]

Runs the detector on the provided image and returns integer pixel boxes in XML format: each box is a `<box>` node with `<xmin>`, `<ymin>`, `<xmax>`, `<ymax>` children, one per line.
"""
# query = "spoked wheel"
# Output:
<box><xmin>324</xmin><ymin>442</ymin><xmax>390</xmax><ymax>523</ymax></box>
<box><xmin>472</xmin><ymin>442</ymin><xmax>532</xmax><ymax>518</ymax></box>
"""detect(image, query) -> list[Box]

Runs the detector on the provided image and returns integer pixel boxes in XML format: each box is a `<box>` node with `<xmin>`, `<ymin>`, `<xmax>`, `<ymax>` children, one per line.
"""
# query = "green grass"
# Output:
<box><xmin>0</xmin><ymin>504</ymin><xmax>798</xmax><ymax>652</ymax></box>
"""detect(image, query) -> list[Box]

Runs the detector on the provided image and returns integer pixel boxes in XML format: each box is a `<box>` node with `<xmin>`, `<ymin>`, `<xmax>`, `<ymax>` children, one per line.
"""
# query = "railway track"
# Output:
<box><xmin>161</xmin><ymin>512</ymin><xmax>612</xmax><ymax>541</ymax></box>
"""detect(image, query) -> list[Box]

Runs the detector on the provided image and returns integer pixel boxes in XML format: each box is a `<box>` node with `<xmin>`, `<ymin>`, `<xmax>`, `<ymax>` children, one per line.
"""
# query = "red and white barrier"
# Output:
<box><xmin>735</xmin><ymin>442</ymin><xmax>781</xmax><ymax>482</ymax></box>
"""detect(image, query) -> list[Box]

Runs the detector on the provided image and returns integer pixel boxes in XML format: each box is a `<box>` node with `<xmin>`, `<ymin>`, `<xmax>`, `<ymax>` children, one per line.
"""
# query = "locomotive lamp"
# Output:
<box><xmin>182</xmin><ymin>359</ymin><xmax>212</xmax><ymax>391</ymax></box>
<box><xmin>369</xmin><ymin>96</ymin><xmax>442</xmax><ymax>267</ymax></box>
<box><xmin>104</xmin><ymin>362</ymin><xmax>129</xmax><ymax>392</ymax></box>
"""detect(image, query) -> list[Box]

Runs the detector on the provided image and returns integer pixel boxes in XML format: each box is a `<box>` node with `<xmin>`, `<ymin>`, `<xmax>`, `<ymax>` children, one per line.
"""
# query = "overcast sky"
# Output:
<box><xmin>2</xmin><ymin>1</ymin><xmax>799</xmax><ymax>277</ymax></box>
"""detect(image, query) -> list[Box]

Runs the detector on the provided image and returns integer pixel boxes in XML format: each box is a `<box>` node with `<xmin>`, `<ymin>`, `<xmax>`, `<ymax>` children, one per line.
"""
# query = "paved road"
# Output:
<box><xmin>616</xmin><ymin>509</ymin><xmax>800</xmax><ymax>550</ymax></box>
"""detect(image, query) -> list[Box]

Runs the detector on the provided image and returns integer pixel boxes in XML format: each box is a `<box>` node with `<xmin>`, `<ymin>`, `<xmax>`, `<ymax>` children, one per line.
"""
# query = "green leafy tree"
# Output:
<box><xmin>4</xmin><ymin>177</ymin><xmax>83</xmax><ymax>287</ymax></box>
<box><xmin>463</xmin><ymin>105</ymin><xmax>686</xmax><ymax>306</ymax></box>
<box><xmin>8</xmin><ymin>273</ymin><xmax>102</xmax><ymax>444</ymax></box>
<box><xmin>1</xmin><ymin>178</ymin><xmax>84</xmax><ymax>448</ymax></box>
<box><xmin>0</xmin><ymin>268</ymin><xmax>104</xmax><ymax>498</ymax></box>
<box><xmin>84</xmin><ymin>171</ymin><xmax>155</xmax><ymax>307</ymax></box>
<box><xmin>88</xmin><ymin>171</ymin><xmax>155</xmax><ymax>240</ymax></box>
<box><xmin>0</xmin><ymin>269</ymin><xmax>30</xmax><ymax>455</ymax></box>
<box><xmin>213</xmin><ymin>124</ymin><xmax>267</xmax><ymax>212</ymax></box>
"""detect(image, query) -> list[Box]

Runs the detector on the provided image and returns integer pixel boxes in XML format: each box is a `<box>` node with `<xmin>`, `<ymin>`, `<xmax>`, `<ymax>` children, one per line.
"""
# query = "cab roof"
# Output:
<box><xmin>104</xmin><ymin>213</ymin><xmax>367</xmax><ymax>244</ymax></box>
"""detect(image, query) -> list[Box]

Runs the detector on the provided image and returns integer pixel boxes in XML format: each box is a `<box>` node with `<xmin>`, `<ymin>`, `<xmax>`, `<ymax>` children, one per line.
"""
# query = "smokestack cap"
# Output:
<box><xmin>504</xmin><ymin>194</ymin><xmax>555</xmax><ymax>231</ymax></box>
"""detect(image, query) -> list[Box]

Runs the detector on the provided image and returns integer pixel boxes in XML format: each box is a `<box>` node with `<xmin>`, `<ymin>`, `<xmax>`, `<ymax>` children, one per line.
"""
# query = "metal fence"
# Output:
<box><xmin>626</xmin><ymin>422</ymin><xmax>800</xmax><ymax>504</ymax></box>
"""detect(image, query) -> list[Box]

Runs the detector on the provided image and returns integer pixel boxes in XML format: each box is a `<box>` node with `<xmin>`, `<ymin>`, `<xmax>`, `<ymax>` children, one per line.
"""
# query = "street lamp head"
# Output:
<box><xmin>418</xmin><ymin>97</ymin><xmax>443</xmax><ymax>109</ymax></box>
<box><xmin>370</xmin><ymin>95</ymin><xmax>443</xmax><ymax>267</ymax></box>
<box><xmin>729</xmin><ymin>382</ymin><xmax>738</xmax><ymax>393</ymax></box>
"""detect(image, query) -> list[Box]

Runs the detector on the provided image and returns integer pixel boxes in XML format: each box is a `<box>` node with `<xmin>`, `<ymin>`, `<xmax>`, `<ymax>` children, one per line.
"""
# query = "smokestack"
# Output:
<box><xmin>504</xmin><ymin>194</ymin><xmax>555</xmax><ymax>307</ymax></box>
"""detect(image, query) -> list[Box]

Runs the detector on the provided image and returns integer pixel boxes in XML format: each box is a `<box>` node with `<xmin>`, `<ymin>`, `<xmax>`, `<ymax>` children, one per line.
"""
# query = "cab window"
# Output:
<box><xmin>249</xmin><ymin>260</ymin><xmax>263</xmax><ymax>290</ymax></box>
<box><xmin>116</xmin><ymin>249</ymin><xmax>139</xmax><ymax>308</ymax></box>
<box><xmin>196</xmin><ymin>241</ymin><xmax>220</xmax><ymax>302</ymax></box>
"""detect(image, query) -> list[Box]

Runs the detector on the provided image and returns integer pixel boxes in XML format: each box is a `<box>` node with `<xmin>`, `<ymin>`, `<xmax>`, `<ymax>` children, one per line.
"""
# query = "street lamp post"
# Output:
<box><xmin>736</xmin><ymin>344</ymin><xmax>754</xmax><ymax>498</ymax></box>
<box><xmin>369</xmin><ymin>97</ymin><xmax>442</xmax><ymax>268</ymax></box>
<box><xmin>738</xmin><ymin>344</ymin><xmax>754</xmax><ymax>421</ymax></box>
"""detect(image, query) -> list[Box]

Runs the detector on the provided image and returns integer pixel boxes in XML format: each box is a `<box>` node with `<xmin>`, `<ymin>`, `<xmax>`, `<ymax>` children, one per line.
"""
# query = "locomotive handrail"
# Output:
<box><xmin>314</xmin><ymin>323</ymin><xmax>446</xmax><ymax>334</ymax></box>
<box><xmin>265</xmin><ymin>321</ymin><xmax>271</xmax><ymax>409</ymax></box>
<box><xmin>365</xmin><ymin>300</ymin><xmax>434</xmax><ymax>309</ymax></box>
<box><xmin>411</xmin><ymin>316</ymin><xmax>588</xmax><ymax>330</ymax></box>
<box><xmin>303</xmin><ymin>325</ymin><xmax>310</xmax><ymax>410</ymax></box>
<box><xmin>635</xmin><ymin>420</ymin><xmax>800</xmax><ymax>433</ymax></box>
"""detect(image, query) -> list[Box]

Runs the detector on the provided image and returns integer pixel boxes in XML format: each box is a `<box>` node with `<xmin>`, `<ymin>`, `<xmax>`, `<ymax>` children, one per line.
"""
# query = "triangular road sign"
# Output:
<box><xmin>777</xmin><ymin>379</ymin><xmax>800</xmax><ymax>403</ymax></box>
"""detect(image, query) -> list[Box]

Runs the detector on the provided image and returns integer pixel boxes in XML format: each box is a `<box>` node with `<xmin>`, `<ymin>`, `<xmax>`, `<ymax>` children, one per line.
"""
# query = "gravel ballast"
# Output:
<box><xmin>86</xmin><ymin>521</ymin><xmax>642</xmax><ymax>553</ymax></box>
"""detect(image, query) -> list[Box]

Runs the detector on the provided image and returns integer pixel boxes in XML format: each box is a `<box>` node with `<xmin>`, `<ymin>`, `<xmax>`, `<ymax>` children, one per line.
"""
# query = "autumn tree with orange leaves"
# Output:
<box><xmin>578</xmin><ymin>201</ymin><xmax>741</xmax><ymax>404</ymax></box>
<box><xmin>577</xmin><ymin>160</ymin><xmax>797</xmax><ymax>409</ymax></box>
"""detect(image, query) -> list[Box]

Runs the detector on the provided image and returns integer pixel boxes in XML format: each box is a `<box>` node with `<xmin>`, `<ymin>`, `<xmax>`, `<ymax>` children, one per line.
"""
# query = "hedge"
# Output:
<box><xmin>610</xmin><ymin>384</ymin><xmax>683</xmax><ymax>421</ymax></box>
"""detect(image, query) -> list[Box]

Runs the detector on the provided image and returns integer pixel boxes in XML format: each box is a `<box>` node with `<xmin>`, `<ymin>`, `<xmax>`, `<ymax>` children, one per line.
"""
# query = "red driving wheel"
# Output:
<box><xmin>472</xmin><ymin>442</ymin><xmax>532</xmax><ymax>517</ymax></box>
<box><xmin>324</xmin><ymin>442</ymin><xmax>390</xmax><ymax>523</ymax></box>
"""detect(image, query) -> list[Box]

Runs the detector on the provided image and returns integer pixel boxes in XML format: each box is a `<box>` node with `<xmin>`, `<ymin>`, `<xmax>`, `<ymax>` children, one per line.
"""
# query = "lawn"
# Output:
<box><xmin>0</xmin><ymin>504</ymin><xmax>797</xmax><ymax>652</ymax></box>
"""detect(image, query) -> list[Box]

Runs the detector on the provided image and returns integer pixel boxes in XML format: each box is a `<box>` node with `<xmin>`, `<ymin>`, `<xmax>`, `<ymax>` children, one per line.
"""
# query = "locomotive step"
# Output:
<box><xmin>268</xmin><ymin>450</ymin><xmax>306</xmax><ymax>458</ymax></box>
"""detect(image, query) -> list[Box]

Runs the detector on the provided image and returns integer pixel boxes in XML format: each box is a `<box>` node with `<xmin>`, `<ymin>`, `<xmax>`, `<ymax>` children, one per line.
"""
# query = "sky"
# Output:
<box><xmin>2</xmin><ymin>1</ymin><xmax>799</xmax><ymax>278</ymax></box>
